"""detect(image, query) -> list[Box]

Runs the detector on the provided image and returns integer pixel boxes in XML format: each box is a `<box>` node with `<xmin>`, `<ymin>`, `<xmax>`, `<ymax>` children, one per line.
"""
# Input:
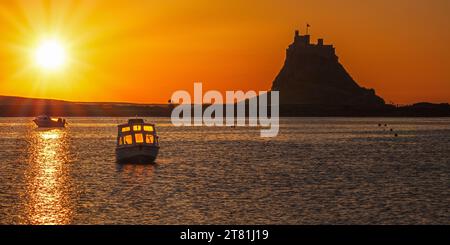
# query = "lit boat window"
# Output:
<box><xmin>135</xmin><ymin>133</ymin><xmax>144</xmax><ymax>143</ymax></box>
<box><xmin>133</xmin><ymin>125</ymin><xmax>142</xmax><ymax>131</ymax></box>
<box><xmin>144</xmin><ymin>125</ymin><xmax>154</xmax><ymax>132</ymax></box>
<box><xmin>122</xmin><ymin>126</ymin><xmax>131</xmax><ymax>132</ymax></box>
<box><xmin>124</xmin><ymin>135</ymin><xmax>133</xmax><ymax>144</ymax></box>
<box><xmin>145</xmin><ymin>135</ymin><xmax>154</xmax><ymax>144</ymax></box>
<box><xmin>118</xmin><ymin>137</ymin><xmax>123</xmax><ymax>145</ymax></box>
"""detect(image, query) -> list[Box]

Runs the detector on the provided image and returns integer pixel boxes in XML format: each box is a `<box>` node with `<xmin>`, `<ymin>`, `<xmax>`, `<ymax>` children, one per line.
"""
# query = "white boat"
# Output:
<box><xmin>115</xmin><ymin>119</ymin><xmax>159</xmax><ymax>163</ymax></box>
<box><xmin>33</xmin><ymin>115</ymin><xmax>66</xmax><ymax>128</ymax></box>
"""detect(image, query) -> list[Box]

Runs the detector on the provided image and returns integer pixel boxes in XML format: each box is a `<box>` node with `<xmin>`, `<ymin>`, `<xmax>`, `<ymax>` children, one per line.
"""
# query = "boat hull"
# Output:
<box><xmin>115</xmin><ymin>145</ymin><xmax>159</xmax><ymax>164</ymax></box>
<box><xmin>33</xmin><ymin>120</ymin><xmax>65</xmax><ymax>128</ymax></box>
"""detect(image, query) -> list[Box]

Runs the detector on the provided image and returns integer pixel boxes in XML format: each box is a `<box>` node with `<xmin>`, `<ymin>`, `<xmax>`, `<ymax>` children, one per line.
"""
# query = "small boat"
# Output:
<box><xmin>33</xmin><ymin>115</ymin><xmax>67</xmax><ymax>128</ymax></box>
<box><xmin>115</xmin><ymin>118</ymin><xmax>160</xmax><ymax>163</ymax></box>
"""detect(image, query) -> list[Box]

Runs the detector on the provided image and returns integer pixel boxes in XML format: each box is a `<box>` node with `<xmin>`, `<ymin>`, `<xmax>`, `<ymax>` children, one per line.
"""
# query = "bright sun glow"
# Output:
<box><xmin>35</xmin><ymin>39</ymin><xmax>67</xmax><ymax>71</ymax></box>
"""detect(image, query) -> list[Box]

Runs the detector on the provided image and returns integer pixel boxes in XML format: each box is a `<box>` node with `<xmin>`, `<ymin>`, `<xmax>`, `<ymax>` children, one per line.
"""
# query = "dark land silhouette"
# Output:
<box><xmin>0</xmin><ymin>30</ymin><xmax>449</xmax><ymax>117</ymax></box>
<box><xmin>0</xmin><ymin>94</ymin><xmax>449</xmax><ymax>117</ymax></box>
<box><xmin>0</xmin><ymin>96</ymin><xmax>172</xmax><ymax>117</ymax></box>
<box><xmin>265</xmin><ymin>30</ymin><xmax>450</xmax><ymax>116</ymax></box>
<box><xmin>272</xmin><ymin>30</ymin><xmax>385</xmax><ymax>106</ymax></box>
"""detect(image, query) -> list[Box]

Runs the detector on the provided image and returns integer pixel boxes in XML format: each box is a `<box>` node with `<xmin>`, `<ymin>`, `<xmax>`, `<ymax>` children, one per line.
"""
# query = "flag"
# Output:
<box><xmin>307</xmin><ymin>23</ymin><xmax>311</xmax><ymax>28</ymax></box>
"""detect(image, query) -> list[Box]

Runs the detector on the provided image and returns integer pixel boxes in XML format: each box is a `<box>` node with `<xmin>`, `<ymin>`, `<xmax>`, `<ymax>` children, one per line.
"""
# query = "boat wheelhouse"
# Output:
<box><xmin>115</xmin><ymin>119</ymin><xmax>159</xmax><ymax>163</ymax></box>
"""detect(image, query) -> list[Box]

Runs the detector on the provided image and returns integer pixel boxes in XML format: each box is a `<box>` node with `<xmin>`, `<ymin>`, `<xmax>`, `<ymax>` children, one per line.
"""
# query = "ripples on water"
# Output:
<box><xmin>0</xmin><ymin>118</ymin><xmax>448</xmax><ymax>224</ymax></box>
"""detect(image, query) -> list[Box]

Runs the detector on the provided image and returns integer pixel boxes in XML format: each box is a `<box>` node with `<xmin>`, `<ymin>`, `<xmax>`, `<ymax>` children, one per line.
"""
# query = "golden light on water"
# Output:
<box><xmin>25</xmin><ymin>129</ymin><xmax>73</xmax><ymax>225</ymax></box>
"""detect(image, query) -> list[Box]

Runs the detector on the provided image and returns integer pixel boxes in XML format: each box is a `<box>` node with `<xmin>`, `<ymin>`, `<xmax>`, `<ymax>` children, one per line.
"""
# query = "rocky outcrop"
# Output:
<box><xmin>271</xmin><ymin>31</ymin><xmax>385</xmax><ymax>107</ymax></box>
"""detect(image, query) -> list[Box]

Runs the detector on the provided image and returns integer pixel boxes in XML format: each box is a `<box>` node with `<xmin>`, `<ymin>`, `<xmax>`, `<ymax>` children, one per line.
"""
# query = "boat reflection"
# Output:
<box><xmin>116</xmin><ymin>161</ymin><xmax>156</xmax><ymax>173</ymax></box>
<box><xmin>25</xmin><ymin>129</ymin><xmax>73</xmax><ymax>224</ymax></box>
<box><xmin>115</xmin><ymin>162</ymin><xmax>157</xmax><ymax>181</ymax></box>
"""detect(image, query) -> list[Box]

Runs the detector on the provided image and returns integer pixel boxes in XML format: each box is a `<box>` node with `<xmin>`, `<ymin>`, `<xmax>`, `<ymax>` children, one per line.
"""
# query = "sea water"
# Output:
<box><xmin>0</xmin><ymin>117</ymin><xmax>448</xmax><ymax>224</ymax></box>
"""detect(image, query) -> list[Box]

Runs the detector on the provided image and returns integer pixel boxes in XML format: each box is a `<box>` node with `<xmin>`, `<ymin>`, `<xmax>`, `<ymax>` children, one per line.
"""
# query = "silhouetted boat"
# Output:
<box><xmin>33</xmin><ymin>115</ymin><xmax>67</xmax><ymax>128</ymax></box>
<box><xmin>115</xmin><ymin>118</ymin><xmax>159</xmax><ymax>163</ymax></box>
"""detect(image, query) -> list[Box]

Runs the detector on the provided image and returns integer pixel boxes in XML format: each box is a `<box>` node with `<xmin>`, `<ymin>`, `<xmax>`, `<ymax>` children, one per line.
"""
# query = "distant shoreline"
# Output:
<box><xmin>0</xmin><ymin>105</ymin><xmax>449</xmax><ymax>117</ymax></box>
<box><xmin>1</xmin><ymin>95</ymin><xmax>449</xmax><ymax>117</ymax></box>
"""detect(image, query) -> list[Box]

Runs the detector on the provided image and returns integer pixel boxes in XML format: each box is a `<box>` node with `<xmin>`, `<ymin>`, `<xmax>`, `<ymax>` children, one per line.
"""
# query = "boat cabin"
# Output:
<box><xmin>117</xmin><ymin>119</ymin><xmax>158</xmax><ymax>147</ymax></box>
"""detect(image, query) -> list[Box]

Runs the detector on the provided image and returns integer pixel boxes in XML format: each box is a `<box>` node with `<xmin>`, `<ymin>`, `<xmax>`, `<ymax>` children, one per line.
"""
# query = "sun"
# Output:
<box><xmin>35</xmin><ymin>39</ymin><xmax>67</xmax><ymax>71</ymax></box>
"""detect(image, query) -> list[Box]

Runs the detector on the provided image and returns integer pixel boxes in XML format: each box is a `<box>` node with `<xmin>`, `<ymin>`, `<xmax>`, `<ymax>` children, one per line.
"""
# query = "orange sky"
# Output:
<box><xmin>0</xmin><ymin>0</ymin><xmax>449</xmax><ymax>104</ymax></box>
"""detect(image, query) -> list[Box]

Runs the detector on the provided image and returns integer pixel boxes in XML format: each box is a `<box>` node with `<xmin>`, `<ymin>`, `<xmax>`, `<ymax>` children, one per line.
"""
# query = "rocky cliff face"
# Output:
<box><xmin>271</xmin><ymin>31</ymin><xmax>385</xmax><ymax>106</ymax></box>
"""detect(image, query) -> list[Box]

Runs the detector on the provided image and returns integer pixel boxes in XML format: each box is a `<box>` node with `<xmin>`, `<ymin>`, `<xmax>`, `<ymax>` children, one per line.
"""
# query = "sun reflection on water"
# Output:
<box><xmin>25</xmin><ymin>129</ymin><xmax>73</xmax><ymax>225</ymax></box>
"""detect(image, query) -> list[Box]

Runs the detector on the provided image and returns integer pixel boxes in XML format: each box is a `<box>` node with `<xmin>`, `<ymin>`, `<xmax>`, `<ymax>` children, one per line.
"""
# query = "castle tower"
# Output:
<box><xmin>293</xmin><ymin>30</ymin><xmax>310</xmax><ymax>46</ymax></box>
<box><xmin>317</xmin><ymin>38</ymin><xmax>324</xmax><ymax>46</ymax></box>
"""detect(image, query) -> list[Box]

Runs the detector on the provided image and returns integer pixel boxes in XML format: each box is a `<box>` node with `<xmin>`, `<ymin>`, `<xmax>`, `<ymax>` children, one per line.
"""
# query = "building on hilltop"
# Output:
<box><xmin>289</xmin><ymin>30</ymin><xmax>337</xmax><ymax>61</ymax></box>
<box><xmin>271</xmin><ymin>30</ymin><xmax>386</xmax><ymax>107</ymax></box>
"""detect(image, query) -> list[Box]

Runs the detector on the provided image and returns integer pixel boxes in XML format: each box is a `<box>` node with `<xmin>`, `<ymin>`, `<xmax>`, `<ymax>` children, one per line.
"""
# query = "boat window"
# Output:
<box><xmin>118</xmin><ymin>137</ymin><xmax>123</xmax><ymax>145</ymax></box>
<box><xmin>145</xmin><ymin>135</ymin><xmax>154</xmax><ymax>144</ymax></box>
<box><xmin>135</xmin><ymin>133</ymin><xmax>144</xmax><ymax>143</ymax></box>
<box><xmin>121</xmin><ymin>126</ymin><xmax>131</xmax><ymax>132</ymax></box>
<box><xmin>133</xmin><ymin>125</ymin><xmax>142</xmax><ymax>131</ymax></box>
<box><xmin>124</xmin><ymin>135</ymin><xmax>133</xmax><ymax>144</ymax></box>
<box><xmin>144</xmin><ymin>125</ymin><xmax>154</xmax><ymax>132</ymax></box>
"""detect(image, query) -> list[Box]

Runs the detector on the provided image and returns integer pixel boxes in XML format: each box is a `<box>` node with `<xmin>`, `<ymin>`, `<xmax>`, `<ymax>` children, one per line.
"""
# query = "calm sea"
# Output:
<box><xmin>0</xmin><ymin>117</ymin><xmax>448</xmax><ymax>224</ymax></box>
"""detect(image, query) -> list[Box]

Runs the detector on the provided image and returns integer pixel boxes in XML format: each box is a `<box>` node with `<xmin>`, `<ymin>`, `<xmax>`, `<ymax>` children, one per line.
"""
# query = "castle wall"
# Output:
<box><xmin>289</xmin><ymin>33</ymin><xmax>337</xmax><ymax>60</ymax></box>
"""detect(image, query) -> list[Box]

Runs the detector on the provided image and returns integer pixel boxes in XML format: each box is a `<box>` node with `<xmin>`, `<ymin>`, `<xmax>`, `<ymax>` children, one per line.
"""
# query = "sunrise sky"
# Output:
<box><xmin>0</xmin><ymin>0</ymin><xmax>449</xmax><ymax>104</ymax></box>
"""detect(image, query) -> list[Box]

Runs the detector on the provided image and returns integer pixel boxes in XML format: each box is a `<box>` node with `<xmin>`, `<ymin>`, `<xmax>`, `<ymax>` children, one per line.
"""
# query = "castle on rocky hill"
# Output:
<box><xmin>271</xmin><ymin>30</ymin><xmax>385</xmax><ymax>107</ymax></box>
